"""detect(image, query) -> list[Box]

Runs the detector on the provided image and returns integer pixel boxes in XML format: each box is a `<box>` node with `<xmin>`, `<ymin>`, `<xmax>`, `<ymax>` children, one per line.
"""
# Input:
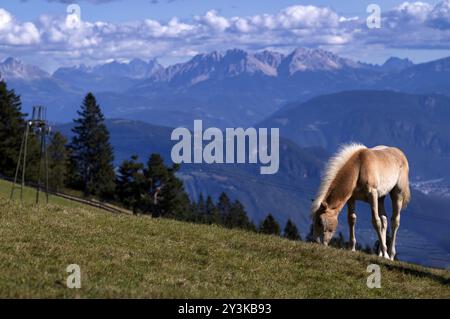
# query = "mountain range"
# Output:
<box><xmin>1</xmin><ymin>48</ymin><xmax>447</xmax><ymax>128</ymax></box>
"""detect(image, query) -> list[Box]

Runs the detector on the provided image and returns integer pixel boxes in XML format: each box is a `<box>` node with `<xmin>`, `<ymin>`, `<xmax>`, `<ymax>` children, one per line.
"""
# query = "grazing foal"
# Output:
<box><xmin>311</xmin><ymin>144</ymin><xmax>410</xmax><ymax>260</ymax></box>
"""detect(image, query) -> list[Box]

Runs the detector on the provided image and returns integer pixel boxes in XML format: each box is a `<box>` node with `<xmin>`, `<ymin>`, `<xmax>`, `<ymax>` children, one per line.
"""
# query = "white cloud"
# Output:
<box><xmin>143</xmin><ymin>17</ymin><xmax>196</xmax><ymax>37</ymax></box>
<box><xmin>0</xmin><ymin>9</ymin><xmax>40</xmax><ymax>45</ymax></box>
<box><xmin>0</xmin><ymin>8</ymin><xmax>13</xmax><ymax>28</ymax></box>
<box><xmin>195</xmin><ymin>10</ymin><xmax>230</xmax><ymax>32</ymax></box>
<box><xmin>358</xmin><ymin>1</ymin><xmax>450</xmax><ymax>50</ymax></box>
<box><xmin>0</xmin><ymin>1</ymin><xmax>449</xmax><ymax>68</ymax></box>
<box><xmin>274</xmin><ymin>5</ymin><xmax>340</xmax><ymax>29</ymax></box>
<box><xmin>428</xmin><ymin>0</ymin><xmax>450</xmax><ymax>29</ymax></box>
<box><xmin>220</xmin><ymin>5</ymin><xmax>341</xmax><ymax>33</ymax></box>
<box><xmin>392</xmin><ymin>2</ymin><xmax>433</xmax><ymax>22</ymax></box>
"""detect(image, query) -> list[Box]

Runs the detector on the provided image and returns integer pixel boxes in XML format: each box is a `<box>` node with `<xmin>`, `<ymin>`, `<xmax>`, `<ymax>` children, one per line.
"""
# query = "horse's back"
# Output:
<box><xmin>365</xmin><ymin>146</ymin><xmax>408</xmax><ymax>167</ymax></box>
<box><xmin>357</xmin><ymin>146</ymin><xmax>409</xmax><ymax>197</ymax></box>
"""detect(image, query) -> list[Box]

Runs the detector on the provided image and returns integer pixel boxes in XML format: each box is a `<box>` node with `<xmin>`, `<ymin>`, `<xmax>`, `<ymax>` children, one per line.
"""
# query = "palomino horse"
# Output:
<box><xmin>311</xmin><ymin>144</ymin><xmax>410</xmax><ymax>260</ymax></box>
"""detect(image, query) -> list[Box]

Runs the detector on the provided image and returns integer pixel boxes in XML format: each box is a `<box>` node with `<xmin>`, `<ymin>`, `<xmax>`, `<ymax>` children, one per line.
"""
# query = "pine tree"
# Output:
<box><xmin>47</xmin><ymin>131</ymin><xmax>68</xmax><ymax>192</ymax></box>
<box><xmin>0</xmin><ymin>80</ymin><xmax>26</xmax><ymax>177</ymax></box>
<box><xmin>205</xmin><ymin>195</ymin><xmax>221</xmax><ymax>225</ymax></box>
<box><xmin>284</xmin><ymin>219</ymin><xmax>301</xmax><ymax>241</ymax></box>
<box><xmin>144</xmin><ymin>154</ymin><xmax>190</xmax><ymax>219</ymax></box>
<box><xmin>0</xmin><ymin>80</ymin><xmax>41</xmax><ymax>182</ymax></box>
<box><xmin>159</xmin><ymin>163</ymin><xmax>191</xmax><ymax>220</ymax></box>
<box><xmin>68</xmin><ymin>93</ymin><xmax>115</xmax><ymax>199</ymax></box>
<box><xmin>197</xmin><ymin>194</ymin><xmax>206</xmax><ymax>220</ymax></box>
<box><xmin>224</xmin><ymin>200</ymin><xmax>255</xmax><ymax>231</ymax></box>
<box><xmin>259</xmin><ymin>214</ymin><xmax>281</xmax><ymax>236</ymax></box>
<box><xmin>217</xmin><ymin>192</ymin><xmax>231</xmax><ymax>225</ymax></box>
<box><xmin>190</xmin><ymin>199</ymin><xmax>199</xmax><ymax>221</ymax></box>
<box><xmin>144</xmin><ymin>153</ymin><xmax>169</xmax><ymax>216</ymax></box>
<box><xmin>116</xmin><ymin>155</ymin><xmax>146</xmax><ymax>214</ymax></box>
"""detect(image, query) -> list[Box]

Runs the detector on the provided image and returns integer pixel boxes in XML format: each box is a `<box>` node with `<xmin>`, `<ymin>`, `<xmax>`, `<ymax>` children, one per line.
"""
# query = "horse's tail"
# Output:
<box><xmin>402</xmin><ymin>180</ymin><xmax>411</xmax><ymax>208</ymax></box>
<box><xmin>400</xmin><ymin>157</ymin><xmax>411</xmax><ymax>208</ymax></box>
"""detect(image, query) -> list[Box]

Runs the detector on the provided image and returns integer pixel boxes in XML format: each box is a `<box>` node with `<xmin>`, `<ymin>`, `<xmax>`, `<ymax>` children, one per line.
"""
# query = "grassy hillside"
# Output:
<box><xmin>0</xmin><ymin>179</ymin><xmax>449</xmax><ymax>298</ymax></box>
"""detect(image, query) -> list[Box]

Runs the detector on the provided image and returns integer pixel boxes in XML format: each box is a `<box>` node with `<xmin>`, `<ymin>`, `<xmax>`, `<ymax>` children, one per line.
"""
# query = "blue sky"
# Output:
<box><xmin>6</xmin><ymin>1</ymin><xmax>440</xmax><ymax>22</ymax></box>
<box><xmin>1</xmin><ymin>0</ymin><xmax>449</xmax><ymax>71</ymax></box>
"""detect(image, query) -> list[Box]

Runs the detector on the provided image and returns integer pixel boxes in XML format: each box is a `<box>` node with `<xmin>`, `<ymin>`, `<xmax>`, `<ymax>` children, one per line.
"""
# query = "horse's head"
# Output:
<box><xmin>312</xmin><ymin>202</ymin><xmax>338</xmax><ymax>245</ymax></box>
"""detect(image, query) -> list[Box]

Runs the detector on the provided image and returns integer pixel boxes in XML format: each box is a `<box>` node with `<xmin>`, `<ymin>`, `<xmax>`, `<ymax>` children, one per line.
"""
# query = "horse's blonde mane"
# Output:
<box><xmin>311</xmin><ymin>143</ymin><xmax>367</xmax><ymax>215</ymax></box>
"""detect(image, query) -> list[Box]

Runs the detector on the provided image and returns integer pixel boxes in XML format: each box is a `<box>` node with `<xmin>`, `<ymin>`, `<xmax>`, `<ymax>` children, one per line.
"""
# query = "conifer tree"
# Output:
<box><xmin>159</xmin><ymin>163</ymin><xmax>191</xmax><ymax>219</ymax></box>
<box><xmin>190</xmin><ymin>199</ymin><xmax>199</xmax><ymax>221</ymax></box>
<box><xmin>284</xmin><ymin>219</ymin><xmax>301</xmax><ymax>241</ymax></box>
<box><xmin>197</xmin><ymin>194</ymin><xmax>206</xmax><ymax>221</ymax></box>
<box><xmin>206</xmin><ymin>195</ymin><xmax>221</xmax><ymax>225</ymax></box>
<box><xmin>144</xmin><ymin>153</ymin><xmax>169</xmax><ymax>216</ymax></box>
<box><xmin>47</xmin><ymin>131</ymin><xmax>68</xmax><ymax>192</ymax></box>
<box><xmin>217</xmin><ymin>192</ymin><xmax>231</xmax><ymax>225</ymax></box>
<box><xmin>224</xmin><ymin>200</ymin><xmax>255</xmax><ymax>231</ymax></box>
<box><xmin>0</xmin><ymin>80</ymin><xmax>26</xmax><ymax>177</ymax></box>
<box><xmin>68</xmin><ymin>93</ymin><xmax>115</xmax><ymax>199</ymax></box>
<box><xmin>259</xmin><ymin>214</ymin><xmax>281</xmax><ymax>236</ymax></box>
<box><xmin>116</xmin><ymin>155</ymin><xmax>145</xmax><ymax>213</ymax></box>
<box><xmin>144</xmin><ymin>154</ymin><xmax>190</xmax><ymax>219</ymax></box>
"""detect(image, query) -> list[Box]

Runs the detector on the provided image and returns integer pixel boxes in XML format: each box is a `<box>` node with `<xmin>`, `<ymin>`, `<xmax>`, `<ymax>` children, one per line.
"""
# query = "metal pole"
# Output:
<box><xmin>21</xmin><ymin>123</ymin><xmax>30</xmax><ymax>203</ymax></box>
<box><xmin>35</xmin><ymin>127</ymin><xmax>43</xmax><ymax>205</ymax></box>
<box><xmin>45</xmin><ymin>128</ymin><xmax>49</xmax><ymax>204</ymax></box>
<box><xmin>31</xmin><ymin>107</ymin><xmax>36</xmax><ymax>122</ymax></box>
<box><xmin>10</xmin><ymin>125</ymin><xmax>26</xmax><ymax>200</ymax></box>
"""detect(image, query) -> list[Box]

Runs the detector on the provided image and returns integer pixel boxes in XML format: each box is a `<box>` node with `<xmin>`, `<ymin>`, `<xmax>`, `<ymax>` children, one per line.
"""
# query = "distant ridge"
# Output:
<box><xmin>4</xmin><ymin>48</ymin><xmax>450</xmax><ymax>129</ymax></box>
<box><xmin>1</xmin><ymin>47</ymin><xmax>416</xmax><ymax>82</ymax></box>
<box><xmin>0</xmin><ymin>57</ymin><xmax>49</xmax><ymax>80</ymax></box>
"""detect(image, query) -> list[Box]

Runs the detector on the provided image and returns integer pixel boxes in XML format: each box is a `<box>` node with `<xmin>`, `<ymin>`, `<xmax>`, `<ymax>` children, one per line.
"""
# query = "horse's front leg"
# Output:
<box><xmin>389</xmin><ymin>193</ymin><xmax>403</xmax><ymax>261</ymax></box>
<box><xmin>369</xmin><ymin>189</ymin><xmax>389</xmax><ymax>259</ymax></box>
<box><xmin>347</xmin><ymin>199</ymin><xmax>357</xmax><ymax>251</ymax></box>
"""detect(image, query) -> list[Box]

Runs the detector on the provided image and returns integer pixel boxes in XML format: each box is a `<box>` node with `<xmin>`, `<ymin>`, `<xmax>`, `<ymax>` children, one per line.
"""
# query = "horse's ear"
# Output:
<box><xmin>320</xmin><ymin>202</ymin><xmax>328</xmax><ymax>210</ymax></box>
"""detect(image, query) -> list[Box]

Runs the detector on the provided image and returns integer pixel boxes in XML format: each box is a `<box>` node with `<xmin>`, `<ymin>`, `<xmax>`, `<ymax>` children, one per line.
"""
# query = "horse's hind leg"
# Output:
<box><xmin>369</xmin><ymin>189</ymin><xmax>389</xmax><ymax>259</ymax></box>
<box><xmin>389</xmin><ymin>192</ymin><xmax>403</xmax><ymax>261</ymax></box>
<box><xmin>347</xmin><ymin>198</ymin><xmax>357</xmax><ymax>251</ymax></box>
<box><xmin>378</xmin><ymin>196</ymin><xmax>388</xmax><ymax>257</ymax></box>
